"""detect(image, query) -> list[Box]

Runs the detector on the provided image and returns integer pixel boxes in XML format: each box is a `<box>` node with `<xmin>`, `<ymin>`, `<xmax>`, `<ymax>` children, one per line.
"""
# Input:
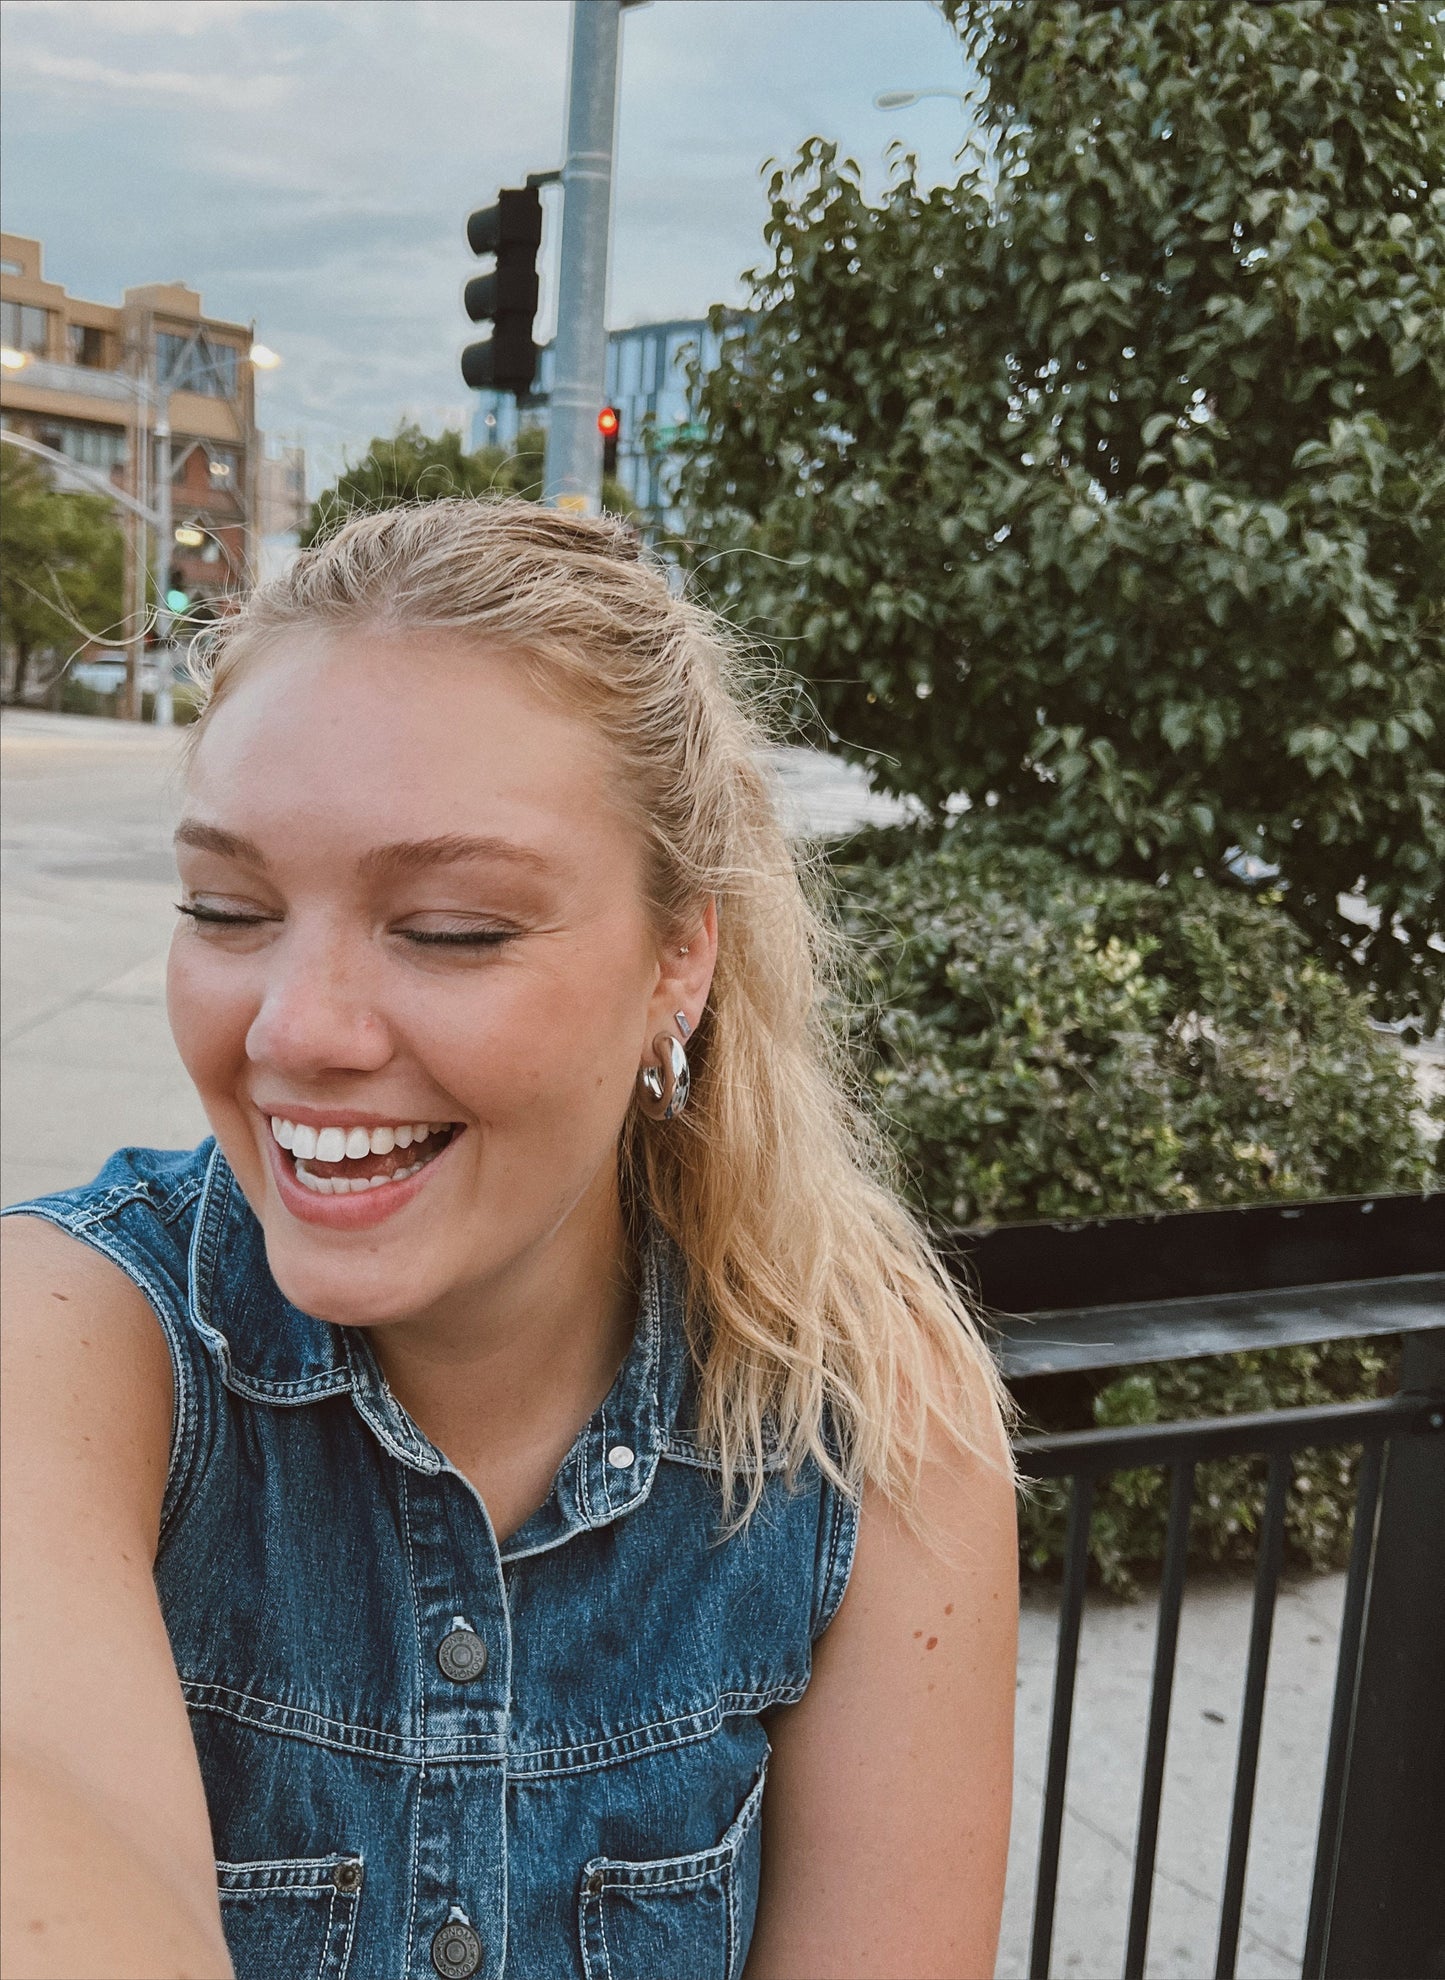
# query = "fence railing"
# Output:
<box><xmin>954</xmin><ymin>1193</ymin><xmax>1445</xmax><ymax>1980</ymax></box>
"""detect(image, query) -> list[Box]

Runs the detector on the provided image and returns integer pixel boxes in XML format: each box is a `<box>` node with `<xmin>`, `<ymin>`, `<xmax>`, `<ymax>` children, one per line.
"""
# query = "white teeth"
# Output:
<box><xmin>294</xmin><ymin>1157</ymin><xmax>428</xmax><ymax>1193</ymax></box>
<box><xmin>270</xmin><ymin>1115</ymin><xmax>456</xmax><ymax>1172</ymax></box>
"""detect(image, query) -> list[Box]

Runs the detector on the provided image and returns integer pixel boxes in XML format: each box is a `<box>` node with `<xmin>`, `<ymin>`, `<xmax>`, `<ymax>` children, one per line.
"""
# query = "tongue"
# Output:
<box><xmin>301</xmin><ymin>1131</ymin><xmax>451</xmax><ymax>1182</ymax></box>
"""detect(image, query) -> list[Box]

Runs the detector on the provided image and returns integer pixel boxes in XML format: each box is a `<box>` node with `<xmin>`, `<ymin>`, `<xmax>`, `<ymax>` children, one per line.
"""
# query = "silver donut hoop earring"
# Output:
<box><xmin>638</xmin><ymin>1033</ymin><xmax>690</xmax><ymax>1122</ymax></box>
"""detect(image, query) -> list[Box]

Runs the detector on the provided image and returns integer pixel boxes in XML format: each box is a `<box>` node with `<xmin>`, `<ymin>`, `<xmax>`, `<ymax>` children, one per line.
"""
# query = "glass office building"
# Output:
<box><xmin>468</xmin><ymin>315</ymin><xmax>730</xmax><ymax>531</ymax></box>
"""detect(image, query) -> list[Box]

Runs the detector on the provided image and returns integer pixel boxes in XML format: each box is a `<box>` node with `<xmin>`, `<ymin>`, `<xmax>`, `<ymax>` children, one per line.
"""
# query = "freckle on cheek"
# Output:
<box><xmin>944</xmin><ymin>1603</ymin><xmax>954</xmax><ymax>1615</ymax></box>
<box><xmin>913</xmin><ymin>1629</ymin><xmax>923</xmax><ymax>1639</ymax></box>
<box><xmin>926</xmin><ymin>1636</ymin><xmax>938</xmax><ymax>1651</ymax></box>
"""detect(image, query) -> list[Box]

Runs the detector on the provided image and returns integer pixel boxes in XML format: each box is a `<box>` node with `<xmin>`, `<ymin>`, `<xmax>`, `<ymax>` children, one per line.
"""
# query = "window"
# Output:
<box><xmin>55</xmin><ymin>423</ymin><xmax>129</xmax><ymax>471</ymax></box>
<box><xmin>156</xmin><ymin>329</ymin><xmax>240</xmax><ymax>398</ymax></box>
<box><xmin>0</xmin><ymin>258</ymin><xmax>23</xmax><ymax>275</ymax></box>
<box><xmin>1</xmin><ymin>300</ymin><xmax>51</xmax><ymax>356</ymax></box>
<box><xmin>67</xmin><ymin>322</ymin><xmax>107</xmax><ymax>368</ymax></box>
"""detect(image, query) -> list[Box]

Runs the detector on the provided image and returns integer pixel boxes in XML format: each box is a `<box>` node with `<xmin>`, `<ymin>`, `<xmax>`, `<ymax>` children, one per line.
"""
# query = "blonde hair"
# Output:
<box><xmin>184</xmin><ymin>498</ymin><xmax>1015</xmax><ymax>1527</ymax></box>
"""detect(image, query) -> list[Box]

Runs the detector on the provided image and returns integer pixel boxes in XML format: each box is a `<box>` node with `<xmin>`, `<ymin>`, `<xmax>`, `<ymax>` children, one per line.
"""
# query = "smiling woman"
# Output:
<box><xmin>1</xmin><ymin>498</ymin><xmax>1017</xmax><ymax>1980</ymax></box>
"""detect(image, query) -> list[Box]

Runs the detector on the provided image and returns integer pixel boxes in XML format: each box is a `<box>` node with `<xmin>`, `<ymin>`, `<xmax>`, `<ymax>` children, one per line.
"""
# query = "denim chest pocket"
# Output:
<box><xmin>216</xmin><ymin>1854</ymin><xmax>364</xmax><ymax>1980</ymax></box>
<box><xmin>578</xmin><ymin>1758</ymin><xmax>768</xmax><ymax>1980</ymax></box>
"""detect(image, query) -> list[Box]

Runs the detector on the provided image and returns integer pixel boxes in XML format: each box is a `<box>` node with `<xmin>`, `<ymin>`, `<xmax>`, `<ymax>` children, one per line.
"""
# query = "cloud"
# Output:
<box><xmin>1</xmin><ymin>0</ymin><xmax>974</xmax><ymax>478</ymax></box>
<box><xmin>9</xmin><ymin>44</ymin><xmax>296</xmax><ymax>109</ymax></box>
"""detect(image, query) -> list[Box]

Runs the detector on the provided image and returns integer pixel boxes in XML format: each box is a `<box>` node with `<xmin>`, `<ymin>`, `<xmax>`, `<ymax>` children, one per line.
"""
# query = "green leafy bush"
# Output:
<box><xmin>833</xmin><ymin>827</ymin><xmax>1438</xmax><ymax>1589</ymax></box>
<box><xmin>681</xmin><ymin>0</ymin><xmax>1445</xmax><ymax>1026</ymax></box>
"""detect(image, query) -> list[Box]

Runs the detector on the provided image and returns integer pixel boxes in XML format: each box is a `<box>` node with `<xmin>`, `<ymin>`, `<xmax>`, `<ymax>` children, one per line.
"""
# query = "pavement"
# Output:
<box><xmin>1</xmin><ymin>707</ymin><xmax>1345</xmax><ymax>1979</ymax></box>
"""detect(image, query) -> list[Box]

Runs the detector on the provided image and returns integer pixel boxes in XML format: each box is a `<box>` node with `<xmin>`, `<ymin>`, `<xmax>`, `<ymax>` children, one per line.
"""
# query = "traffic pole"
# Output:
<box><xmin>151</xmin><ymin>393</ymin><xmax>174</xmax><ymax>725</ymax></box>
<box><xmin>543</xmin><ymin>0</ymin><xmax>622</xmax><ymax>515</ymax></box>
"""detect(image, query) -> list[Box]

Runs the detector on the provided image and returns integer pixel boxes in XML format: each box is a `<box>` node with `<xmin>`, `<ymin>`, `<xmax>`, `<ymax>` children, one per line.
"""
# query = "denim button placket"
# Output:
<box><xmin>437</xmin><ymin>1625</ymin><xmax>487</xmax><ymax>1682</ymax></box>
<box><xmin>431</xmin><ymin>1915</ymin><xmax>483</xmax><ymax>1977</ymax></box>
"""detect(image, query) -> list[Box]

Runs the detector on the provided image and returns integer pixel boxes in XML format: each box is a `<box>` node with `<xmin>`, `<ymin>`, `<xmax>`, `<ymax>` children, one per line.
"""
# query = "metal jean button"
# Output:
<box><xmin>437</xmin><ymin>1627</ymin><xmax>487</xmax><ymax>1683</ymax></box>
<box><xmin>333</xmin><ymin>1858</ymin><xmax>363</xmax><ymax>1893</ymax></box>
<box><xmin>431</xmin><ymin>1916</ymin><xmax>483</xmax><ymax>1977</ymax></box>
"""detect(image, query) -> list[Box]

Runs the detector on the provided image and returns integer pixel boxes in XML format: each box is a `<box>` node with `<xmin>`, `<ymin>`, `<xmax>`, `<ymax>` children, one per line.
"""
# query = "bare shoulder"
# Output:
<box><xmin>2</xmin><ymin>1213</ymin><xmax>175</xmax><ymax>1545</ymax></box>
<box><xmin>1</xmin><ymin>1213</ymin><xmax>229</xmax><ymax>1933</ymax></box>
<box><xmin>745</xmin><ymin>1405</ymin><xmax>1019</xmax><ymax>1980</ymax></box>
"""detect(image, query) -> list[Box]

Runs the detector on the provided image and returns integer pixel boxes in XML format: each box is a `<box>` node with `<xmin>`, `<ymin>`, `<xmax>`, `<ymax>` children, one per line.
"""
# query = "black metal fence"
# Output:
<box><xmin>957</xmin><ymin>1193</ymin><xmax>1445</xmax><ymax>1980</ymax></box>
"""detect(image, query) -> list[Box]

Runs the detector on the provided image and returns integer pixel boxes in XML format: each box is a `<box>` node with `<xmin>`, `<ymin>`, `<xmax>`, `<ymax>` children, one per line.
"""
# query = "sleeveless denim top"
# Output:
<box><xmin>5</xmin><ymin>1141</ymin><xmax>860</xmax><ymax>1980</ymax></box>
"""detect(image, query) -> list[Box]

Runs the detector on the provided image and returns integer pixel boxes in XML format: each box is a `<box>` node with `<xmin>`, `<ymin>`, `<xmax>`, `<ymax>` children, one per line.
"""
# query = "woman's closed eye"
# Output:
<box><xmin>397</xmin><ymin>924</ymin><xmax>520</xmax><ymax>949</ymax></box>
<box><xmin>176</xmin><ymin>901</ymin><xmax>274</xmax><ymax>929</ymax></box>
<box><xmin>175</xmin><ymin>900</ymin><xmax>523</xmax><ymax>950</ymax></box>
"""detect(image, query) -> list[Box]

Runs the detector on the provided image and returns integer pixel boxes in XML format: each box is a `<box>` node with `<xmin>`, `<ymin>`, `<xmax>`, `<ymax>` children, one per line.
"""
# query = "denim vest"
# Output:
<box><xmin>5</xmin><ymin>1142</ymin><xmax>859</xmax><ymax>1980</ymax></box>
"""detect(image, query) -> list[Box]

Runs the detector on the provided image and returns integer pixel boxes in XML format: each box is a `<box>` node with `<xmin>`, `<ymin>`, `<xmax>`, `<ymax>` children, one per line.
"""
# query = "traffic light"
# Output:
<box><xmin>165</xmin><ymin>568</ymin><xmax>190</xmax><ymax>616</ymax></box>
<box><xmin>462</xmin><ymin>186</ymin><xmax>542</xmax><ymax>398</ymax></box>
<box><xmin>599</xmin><ymin>405</ymin><xmax>620</xmax><ymax>477</ymax></box>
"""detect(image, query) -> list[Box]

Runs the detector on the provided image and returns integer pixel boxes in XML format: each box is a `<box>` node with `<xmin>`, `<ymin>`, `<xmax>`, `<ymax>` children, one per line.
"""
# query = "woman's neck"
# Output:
<box><xmin>366</xmin><ymin>1171</ymin><xmax>639</xmax><ymax>1537</ymax></box>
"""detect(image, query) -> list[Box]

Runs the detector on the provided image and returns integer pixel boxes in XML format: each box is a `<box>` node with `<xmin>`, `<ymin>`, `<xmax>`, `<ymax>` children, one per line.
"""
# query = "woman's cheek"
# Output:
<box><xmin>166</xmin><ymin>938</ymin><xmax>250</xmax><ymax>1106</ymax></box>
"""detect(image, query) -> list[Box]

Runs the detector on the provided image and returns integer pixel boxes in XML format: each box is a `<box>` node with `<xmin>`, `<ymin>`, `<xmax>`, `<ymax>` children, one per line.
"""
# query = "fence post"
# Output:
<box><xmin>1322</xmin><ymin>1328</ymin><xmax>1445</xmax><ymax>1980</ymax></box>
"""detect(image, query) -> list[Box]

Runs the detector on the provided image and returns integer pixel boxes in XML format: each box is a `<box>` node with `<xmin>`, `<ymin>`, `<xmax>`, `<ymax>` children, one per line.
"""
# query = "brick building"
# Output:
<box><xmin>0</xmin><ymin>232</ymin><xmax>271</xmax><ymax>629</ymax></box>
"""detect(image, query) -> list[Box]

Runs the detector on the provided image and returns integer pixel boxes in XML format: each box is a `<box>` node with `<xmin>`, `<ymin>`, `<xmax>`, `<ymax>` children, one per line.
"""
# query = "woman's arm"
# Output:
<box><xmin>1</xmin><ymin>1217</ymin><xmax>234</xmax><ymax>1980</ymax></box>
<box><xmin>745</xmin><ymin>1408</ymin><xmax>1019</xmax><ymax>1980</ymax></box>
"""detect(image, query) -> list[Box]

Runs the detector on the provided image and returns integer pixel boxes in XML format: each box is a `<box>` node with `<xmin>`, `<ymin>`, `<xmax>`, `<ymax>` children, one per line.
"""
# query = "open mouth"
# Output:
<box><xmin>268</xmin><ymin>1116</ymin><xmax>462</xmax><ymax>1196</ymax></box>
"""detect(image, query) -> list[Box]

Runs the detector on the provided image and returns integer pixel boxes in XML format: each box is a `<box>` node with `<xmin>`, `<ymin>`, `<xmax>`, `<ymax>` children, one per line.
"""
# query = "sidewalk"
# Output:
<box><xmin>1</xmin><ymin>709</ymin><xmax>1341</xmax><ymax>1977</ymax></box>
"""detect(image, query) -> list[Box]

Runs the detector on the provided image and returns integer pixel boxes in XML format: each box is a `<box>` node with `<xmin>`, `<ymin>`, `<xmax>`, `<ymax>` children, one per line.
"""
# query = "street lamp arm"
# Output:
<box><xmin>0</xmin><ymin>429</ymin><xmax>162</xmax><ymax>526</ymax></box>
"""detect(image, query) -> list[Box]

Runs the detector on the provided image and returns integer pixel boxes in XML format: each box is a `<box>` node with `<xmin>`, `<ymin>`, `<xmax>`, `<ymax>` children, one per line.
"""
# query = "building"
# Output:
<box><xmin>0</xmin><ymin>232</ymin><xmax>268</xmax><ymax>631</ymax></box>
<box><xmin>469</xmin><ymin>315</ymin><xmax>729</xmax><ymax>530</ymax></box>
<box><xmin>257</xmin><ymin>441</ymin><xmax>308</xmax><ymax>539</ymax></box>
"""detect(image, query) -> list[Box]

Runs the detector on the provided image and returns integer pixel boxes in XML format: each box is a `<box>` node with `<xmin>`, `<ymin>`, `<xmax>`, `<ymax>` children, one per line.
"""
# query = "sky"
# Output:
<box><xmin>0</xmin><ymin>0</ymin><xmax>977</xmax><ymax>490</ymax></box>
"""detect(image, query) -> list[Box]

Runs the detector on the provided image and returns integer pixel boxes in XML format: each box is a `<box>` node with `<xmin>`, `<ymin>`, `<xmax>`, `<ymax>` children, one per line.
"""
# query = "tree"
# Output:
<box><xmin>0</xmin><ymin>442</ymin><xmax>126</xmax><ymax>705</ymax></box>
<box><xmin>679</xmin><ymin>0</ymin><xmax>1445</xmax><ymax>1027</ymax></box>
<box><xmin>301</xmin><ymin>421</ymin><xmax>634</xmax><ymax>548</ymax></box>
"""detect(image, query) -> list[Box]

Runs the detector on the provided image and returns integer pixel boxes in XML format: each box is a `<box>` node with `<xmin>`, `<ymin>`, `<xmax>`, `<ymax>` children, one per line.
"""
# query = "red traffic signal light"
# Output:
<box><xmin>598</xmin><ymin>405</ymin><xmax>620</xmax><ymax>475</ymax></box>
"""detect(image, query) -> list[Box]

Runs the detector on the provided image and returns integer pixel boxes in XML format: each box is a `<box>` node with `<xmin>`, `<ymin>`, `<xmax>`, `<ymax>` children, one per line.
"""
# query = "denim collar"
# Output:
<box><xmin>187</xmin><ymin>1142</ymin><xmax>692</xmax><ymax>1553</ymax></box>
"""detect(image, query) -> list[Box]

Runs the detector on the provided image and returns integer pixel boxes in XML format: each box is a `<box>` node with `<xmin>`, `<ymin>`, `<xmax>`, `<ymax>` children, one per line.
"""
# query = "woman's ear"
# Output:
<box><xmin>645</xmin><ymin>897</ymin><xmax>719</xmax><ymax>1048</ymax></box>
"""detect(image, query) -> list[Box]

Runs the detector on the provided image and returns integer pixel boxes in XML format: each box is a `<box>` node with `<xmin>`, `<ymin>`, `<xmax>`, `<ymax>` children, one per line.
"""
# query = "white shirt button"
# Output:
<box><xmin>607</xmin><ymin>1444</ymin><xmax>635</xmax><ymax>1470</ymax></box>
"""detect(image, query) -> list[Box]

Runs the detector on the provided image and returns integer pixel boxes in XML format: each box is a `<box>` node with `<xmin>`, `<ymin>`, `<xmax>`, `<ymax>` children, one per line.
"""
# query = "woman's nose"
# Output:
<box><xmin>244</xmin><ymin>929</ymin><xmax>393</xmax><ymax>1079</ymax></box>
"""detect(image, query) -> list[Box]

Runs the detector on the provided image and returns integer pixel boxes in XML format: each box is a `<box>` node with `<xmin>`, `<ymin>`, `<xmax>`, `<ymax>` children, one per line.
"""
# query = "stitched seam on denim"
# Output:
<box><xmin>182</xmin><ymin>1680</ymin><xmax>428</xmax><ymax>1759</ymax></box>
<box><xmin>506</xmin><ymin>1687</ymin><xmax>803</xmax><ymax>1780</ymax></box>
<box><xmin>727</xmin><ymin>1843</ymin><xmax>738</xmax><ymax>1980</ymax></box>
<box><xmin>216</xmin><ymin>1845</ymin><xmax>358</xmax><ymax>1877</ymax></box>
<box><xmin>813</xmin><ymin>1475</ymin><xmax>861</xmax><ymax>1642</ymax></box>
<box><xmin>399</xmin><ymin>1469</ymin><xmax>425</xmax><ymax>1980</ymax></box>
<box><xmin>592</xmin><ymin>1854</ymin><xmax>730</xmax><ymax>1888</ymax></box>
<box><xmin>598</xmin><ymin>1883</ymin><xmax>613</xmax><ymax>1980</ymax></box>
<box><xmin>334</xmin><ymin>1876</ymin><xmax>360</xmax><ymax>1980</ymax></box>
<box><xmin>188</xmin><ymin>1144</ymin><xmax>229</xmax><ymax>1345</ymax></box>
<box><xmin>314</xmin><ymin>1884</ymin><xmax>338</xmax><ymax>1980</ymax></box>
<box><xmin>659</xmin><ymin>1443</ymin><xmax>789</xmax><ymax>1474</ymax></box>
<box><xmin>220</xmin><ymin>1369</ymin><xmax>354</xmax><ymax>1404</ymax></box>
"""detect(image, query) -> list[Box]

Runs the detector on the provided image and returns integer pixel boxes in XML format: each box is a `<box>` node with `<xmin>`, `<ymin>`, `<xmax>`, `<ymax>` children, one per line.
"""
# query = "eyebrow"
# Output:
<box><xmin>174</xmin><ymin>821</ymin><xmax>554</xmax><ymax>878</ymax></box>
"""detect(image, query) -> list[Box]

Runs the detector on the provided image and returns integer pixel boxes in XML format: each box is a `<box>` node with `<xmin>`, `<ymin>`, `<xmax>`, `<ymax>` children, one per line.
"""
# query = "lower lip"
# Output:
<box><xmin>263</xmin><ymin>1125</ymin><xmax>463</xmax><ymax>1231</ymax></box>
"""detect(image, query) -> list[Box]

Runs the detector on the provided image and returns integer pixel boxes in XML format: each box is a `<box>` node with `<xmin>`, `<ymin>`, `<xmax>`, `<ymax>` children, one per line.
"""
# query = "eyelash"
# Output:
<box><xmin>175</xmin><ymin>905</ymin><xmax>517</xmax><ymax>949</ymax></box>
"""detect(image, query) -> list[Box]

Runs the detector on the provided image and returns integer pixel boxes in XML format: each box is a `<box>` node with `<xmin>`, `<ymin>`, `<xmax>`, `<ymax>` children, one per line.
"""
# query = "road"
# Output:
<box><xmin>1</xmin><ymin>708</ymin><xmax>1341</xmax><ymax>1978</ymax></box>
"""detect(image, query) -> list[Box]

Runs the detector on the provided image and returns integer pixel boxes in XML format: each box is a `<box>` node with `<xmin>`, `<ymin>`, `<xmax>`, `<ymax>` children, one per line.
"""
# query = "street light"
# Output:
<box><xmin>248</xmin><ymin>342</ymin><xmax>282</xmax><ymax>370</ymax></box>
<box><xmin>1</xmin><ymin>345</ymin><xmax>30</xmax><ymax>371</ymax></box>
